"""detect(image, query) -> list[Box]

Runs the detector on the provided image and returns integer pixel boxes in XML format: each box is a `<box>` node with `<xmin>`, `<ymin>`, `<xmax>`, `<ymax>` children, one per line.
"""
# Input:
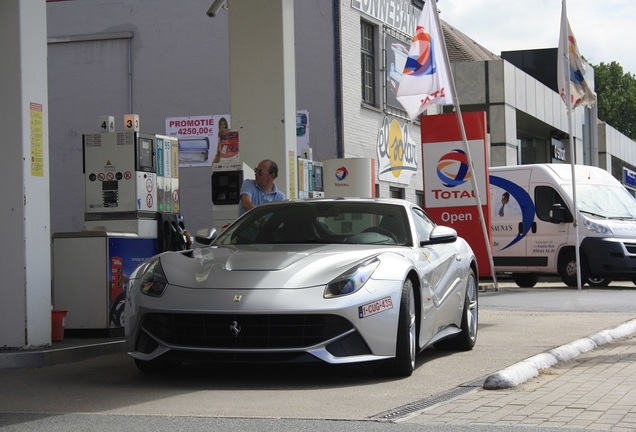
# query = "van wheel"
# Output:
<box><xmin>511</xmin><ymin>273</ymin><xmax>539</xmax><ymax>288</ymax></box>
<box><xmin>558</xmin><ymin>249</ymin><xmax>586</xmax><ymax>287</ymax></box>
<box><xmin>587</xmin><ymin>277</ymin><xmax>611</xmax><ymax>287</ymax></box>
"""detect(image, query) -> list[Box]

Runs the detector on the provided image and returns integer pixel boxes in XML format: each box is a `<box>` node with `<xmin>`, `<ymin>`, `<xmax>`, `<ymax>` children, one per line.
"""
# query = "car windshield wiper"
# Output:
<box><xmin>270</xmin><ymin>239</ymin><xmax>327</xmax><ymax>244</ymax></box>
<box><xmin>580</xmin><ymin>209</ymin><xmax>608</xmax><ymax>219</ymax></box>
<box><xmin>608</xmin><ymin>215</ymin><xmax>636</xmax><ymax>221</ymax></box>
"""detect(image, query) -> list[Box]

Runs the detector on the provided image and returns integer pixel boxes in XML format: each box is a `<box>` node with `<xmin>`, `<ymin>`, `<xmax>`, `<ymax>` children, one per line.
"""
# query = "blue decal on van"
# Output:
<box><xmin>490</xmin><ymin>175</ymin><xmax>536</xmax><ymax>250</ymax></box>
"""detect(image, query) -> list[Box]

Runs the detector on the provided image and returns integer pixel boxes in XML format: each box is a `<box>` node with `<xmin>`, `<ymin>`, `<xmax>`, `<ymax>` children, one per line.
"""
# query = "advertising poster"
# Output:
<box><xmin>217</xmin><ymin>130</ymin><xmax>240</xmax><ymax>163</ymax></box>
<box><xmin>108</xmin><ymin>237</ymin><xmax>158</xmax><ymax>328</ymax></box>
<box><xmin>384</xmin><ymin>34</ymin><xmax>410</xmax><ymax>112</ymax></box>
<box><xmin>376</xmin><ymin>116</ymin><xmax>418</xmax><ymax>185</ymax></box>
<box><xmin>296</xmin><ymin>110</ymin><xmax>309</xmax><ymax>155</ymax></box>
<box><xmin>165</xmin><ymin>114</ymin><xmax>230</xmax><ymax>168</ymax></box>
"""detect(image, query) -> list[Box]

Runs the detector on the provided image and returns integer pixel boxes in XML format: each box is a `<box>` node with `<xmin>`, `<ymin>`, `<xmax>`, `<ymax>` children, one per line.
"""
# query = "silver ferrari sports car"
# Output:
<box><xmin>125</xmin><ymin>198</ymin><xmax>478</xmax><ymax>377</ymax></box>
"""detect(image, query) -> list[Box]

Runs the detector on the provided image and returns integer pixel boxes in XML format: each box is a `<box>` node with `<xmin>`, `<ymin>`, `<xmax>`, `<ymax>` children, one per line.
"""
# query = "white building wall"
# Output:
<box><xmin>45</xmin><ymin>0</ymin><xmax>338</xmax><ymax>235</ymax></box>
<box><xmin>599</xmin><ymin>122</ymin><xmax>636</xmax><ymax>172</ymax></box>
<box><xmin>340</xmin><ymin>1</ymin><xmax>424</xmax><ymax>199</ymax></box>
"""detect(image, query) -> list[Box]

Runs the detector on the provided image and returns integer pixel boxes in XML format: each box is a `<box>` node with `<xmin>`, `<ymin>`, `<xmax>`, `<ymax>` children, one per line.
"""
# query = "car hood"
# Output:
<box><xmin>158</xmin><ymin>244</ymin><xmax>393</xmax><ymax>289</ymax></box>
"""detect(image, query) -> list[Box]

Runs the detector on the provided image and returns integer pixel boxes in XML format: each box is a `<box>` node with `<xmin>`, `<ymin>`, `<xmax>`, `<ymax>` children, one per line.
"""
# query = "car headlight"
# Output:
<box><xmin>138</xmin><ymin>257</ymin><xmax>168</xmax><ymax>297</ymax></box>
<box><xmin>583</xmin><ymin>219</ymin><xmax>613</xmax><ymax>235</ymax></box>
<box><xmin>324</xmin><ymin>258</ymin><xmax>380</xmax><ymax>298</ymax></box>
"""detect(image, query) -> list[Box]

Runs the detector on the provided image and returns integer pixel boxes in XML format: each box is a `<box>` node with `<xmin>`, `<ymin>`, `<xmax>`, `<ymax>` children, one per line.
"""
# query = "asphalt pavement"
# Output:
<box><xmin>1</xmin><ymin>280</ymin><xmax>636</xmax><ymax>431</ymax></box>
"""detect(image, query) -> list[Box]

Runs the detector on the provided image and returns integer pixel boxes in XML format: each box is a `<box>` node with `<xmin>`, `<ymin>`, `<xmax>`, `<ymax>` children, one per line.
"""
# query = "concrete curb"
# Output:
<box><xmin>0</xmin><ymin>339</ymin><xmax>126</xmax><ymax>370</ymax></box>
<box><xmin>482</xmin><ymin>318</ymin><xmax>636</xmax><ymax>390</ymax></box>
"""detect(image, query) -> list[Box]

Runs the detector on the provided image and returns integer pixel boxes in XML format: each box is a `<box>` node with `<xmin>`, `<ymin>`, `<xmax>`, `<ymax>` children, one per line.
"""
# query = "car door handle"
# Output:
<box><xmin>518</xmin><ymin>222</ymin><xmax>537</xmax><ymax>234</ymax></box>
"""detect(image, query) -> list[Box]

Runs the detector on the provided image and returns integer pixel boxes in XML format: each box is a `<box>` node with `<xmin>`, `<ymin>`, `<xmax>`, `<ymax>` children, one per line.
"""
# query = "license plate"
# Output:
<box><xmin>359</xmin><ymin>296</ymin><xmax>394</xmax><ymax>318</ymax></box>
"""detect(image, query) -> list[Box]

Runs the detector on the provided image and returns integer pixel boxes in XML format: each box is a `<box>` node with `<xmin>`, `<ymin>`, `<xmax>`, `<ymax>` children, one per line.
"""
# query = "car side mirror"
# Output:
<box><xmin>195</xmin><ymin>227</ymin><xmax>218</xmax><ymax>245</ymax></box>
<box><xmin>549</xmin><ymin>203</ymin><xmax>572</xmax><ymax>224</ymax></box>
<box><xmin>420</xmin><ymin>226</ymin><xmax>457</xmax><ymax>246</ymax></box>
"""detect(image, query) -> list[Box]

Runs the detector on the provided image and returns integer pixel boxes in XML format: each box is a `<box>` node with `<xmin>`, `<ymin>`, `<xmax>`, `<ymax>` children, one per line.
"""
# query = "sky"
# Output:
<box><xmin>439</xmin><ymin>0</ymin><xmax>636</xmax><ymax>76</ymax></box>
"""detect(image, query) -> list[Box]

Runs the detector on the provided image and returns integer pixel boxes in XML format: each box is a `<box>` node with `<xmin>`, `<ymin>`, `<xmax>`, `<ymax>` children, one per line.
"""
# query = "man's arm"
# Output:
<box><xmin>240</xmin><ymin>192</ymin><xmax>255</xmax><ymax>212</ymax></box>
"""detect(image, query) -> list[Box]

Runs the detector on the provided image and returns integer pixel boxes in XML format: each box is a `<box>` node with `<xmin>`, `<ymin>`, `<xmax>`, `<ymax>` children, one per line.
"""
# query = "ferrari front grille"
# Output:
<box><xmin>141</xmin><ymin>313</ymin><xmax>354</xmax><ymax>349</ymax></box>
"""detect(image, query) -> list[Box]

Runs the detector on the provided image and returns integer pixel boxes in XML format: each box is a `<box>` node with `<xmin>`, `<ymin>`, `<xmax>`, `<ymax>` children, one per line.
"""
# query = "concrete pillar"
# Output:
<box><xmin>0</xmin><ymin>0</ymin><xmax>51</xmax><ymax>348</ymax></box>
<box><xmin>228</xmin><ymin>0</ymin><xmax>297</xmax><ymax>197</ymax></box>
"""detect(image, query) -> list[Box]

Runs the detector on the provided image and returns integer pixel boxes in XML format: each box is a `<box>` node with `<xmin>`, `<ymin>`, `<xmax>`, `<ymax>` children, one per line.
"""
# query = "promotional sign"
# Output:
<box><xmin>421</xmin><ymin>112</ymin><xmax>492</xmax><ymax>277</ymax></box>
<box><xmin>165</xmin><ymin>114</ymin><xmax>230</xmax><ymax>168</ymax></box>
<box><xmin>108</xmin><ymin>237</ymin><xmax>158</xmax><ymax>328</ymax></box>
<box><xmin>217</xmin><ymin>130</ymin><xmax>240</xmax><ymax>163</ymax></box>
<box><xmin>323</xmin><ymin>158</ymin><xmax>376</xmax><ymax>198</ymax></box>
<box><xmin>376</xmin><ymin>116</ymin><xmax>418</xmax><ymax>185</ymax></box>
<box><xmin>385</xmin><ymin>34</ymin><xmax>410</xmax><ymax>112</ymax></box>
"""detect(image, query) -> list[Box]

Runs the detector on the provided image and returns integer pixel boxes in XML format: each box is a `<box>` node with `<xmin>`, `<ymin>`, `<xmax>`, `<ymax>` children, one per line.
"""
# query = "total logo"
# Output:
<box><xmin>335</xmin><ymin>166</ymin><xmax>348</xmax><ymax>181</ymax></box>
<box><xmin>403</xmin><ymin>23</ymin><xmax>436</xmax><ymax>77</ymax></box>
<box><xmin>436</xmin><ymin>149</ymin><xmax>471</xmax><ymax>187</ymax></box>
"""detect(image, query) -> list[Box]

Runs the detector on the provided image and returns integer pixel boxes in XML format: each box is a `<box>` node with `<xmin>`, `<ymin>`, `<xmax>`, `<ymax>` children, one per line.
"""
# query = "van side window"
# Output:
<box><xmin>535</xmin><ymin>186</ymin><xmax>569</xmax><ymax>222</ymax></box>
<box><xmin>412</xmin><ymin>208</ymin><xmax>434</xmax><ymax>243</ymax></box>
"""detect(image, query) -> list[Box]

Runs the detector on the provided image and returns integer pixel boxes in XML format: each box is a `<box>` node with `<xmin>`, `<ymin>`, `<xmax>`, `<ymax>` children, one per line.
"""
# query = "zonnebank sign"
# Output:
<box><xmin>351</xmin><ymin>0</ymin><xmax>420</xmax><ymax>35</ymax></box>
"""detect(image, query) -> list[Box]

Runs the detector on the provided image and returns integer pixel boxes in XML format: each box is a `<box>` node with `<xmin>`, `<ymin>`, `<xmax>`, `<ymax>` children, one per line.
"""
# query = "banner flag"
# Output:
<box><xmin>557</xmin><ymin>0</ymin><xmax>595</xmax><ymax>110</ymax></box>
<box><xmin>396</xmin><ymin>0</ymin><xmax>454</xmax><ymax>120</ymax></box>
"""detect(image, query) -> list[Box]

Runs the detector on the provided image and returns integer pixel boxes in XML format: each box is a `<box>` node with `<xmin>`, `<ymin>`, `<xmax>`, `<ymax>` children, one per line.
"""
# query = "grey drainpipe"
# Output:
<box><xmin>333</xmin><ymin>0</ymin><xmax>344</xmax><ymax>158</ymax></box>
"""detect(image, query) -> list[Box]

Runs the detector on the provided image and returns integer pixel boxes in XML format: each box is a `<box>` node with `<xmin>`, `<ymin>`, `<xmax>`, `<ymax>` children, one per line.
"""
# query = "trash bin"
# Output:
<box><xmin>51</xmin><ymin>309</ymin><xmax>68</xmax><ymax>342</ymax></box>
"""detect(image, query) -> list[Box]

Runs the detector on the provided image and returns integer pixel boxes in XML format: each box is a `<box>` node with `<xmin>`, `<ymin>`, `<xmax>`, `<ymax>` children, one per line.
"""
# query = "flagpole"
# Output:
<box><xmin>431</xmin><ymin>0</ymin><xmax>498</xmax><ymax>291</ymax></box>
<box><xmin>561</xmin><ymin>0</ymin><xmax>583</xmax><ymax>290</ymax></box>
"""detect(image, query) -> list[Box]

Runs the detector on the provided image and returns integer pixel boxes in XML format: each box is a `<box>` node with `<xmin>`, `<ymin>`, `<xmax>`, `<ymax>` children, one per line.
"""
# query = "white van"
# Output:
<box><xmin>489</xmin><ymin>164</ymin><xmax>636</xmax><ymax>287</ymax></box>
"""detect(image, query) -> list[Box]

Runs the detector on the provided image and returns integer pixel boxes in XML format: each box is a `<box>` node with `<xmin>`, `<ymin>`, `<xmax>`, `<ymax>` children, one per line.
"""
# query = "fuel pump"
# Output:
<box><xmin>83</xmin><ymin>132</ymin><xmax>158</xmax><ymax>225</ymax></box>
<box><xmin>52</xmin><ymin>116</ymin><xmax>187</xmax><ymax>335</ymax></box>
<box><xmin>211</xmin><ymin>162</ymin><xmax>254</xmax><ymax>230</ymax></box>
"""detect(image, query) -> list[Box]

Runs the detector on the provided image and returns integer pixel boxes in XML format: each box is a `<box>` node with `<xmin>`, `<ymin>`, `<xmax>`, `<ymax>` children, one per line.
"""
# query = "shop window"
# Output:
<box><xmin>390</xmin><ymin>187</ymin><xmax>404</xmax><ymax>199</ymax></box>
<box><xmin>520</xmin><ymin>138</ymin><xmax>549</xmax><ymax>163</ymax></box>
<box><xmin>361</xmin><ymin>20</ymin><xmax>377</xmax><ymax>106</ymax></box>
<box><xmin>416</xmin><ymin>190</ymin><xmax>424</xmax><ymax>208</ymax></box>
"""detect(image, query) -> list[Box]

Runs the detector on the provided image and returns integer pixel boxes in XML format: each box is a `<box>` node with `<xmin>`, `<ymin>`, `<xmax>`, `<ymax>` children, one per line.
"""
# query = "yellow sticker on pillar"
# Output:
<box><xmin>30</xmin><ymin>102</ymin><xmax>44</xmax><ymax>177</ymax></box>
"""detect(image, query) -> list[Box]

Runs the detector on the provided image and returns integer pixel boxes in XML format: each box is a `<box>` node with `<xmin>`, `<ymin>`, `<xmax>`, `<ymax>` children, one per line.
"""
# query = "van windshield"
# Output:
<box><xmin>570</xmin><ymin>184</ymin><xmax>636</xmax><ymax>219</ymax></box>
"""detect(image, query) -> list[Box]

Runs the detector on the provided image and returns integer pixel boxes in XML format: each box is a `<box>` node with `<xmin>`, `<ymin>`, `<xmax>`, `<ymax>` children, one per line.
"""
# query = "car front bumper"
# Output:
<box><xmin>125</xmin><ymin>280</ymin><xmax>404</xmax><ymax>365</ymax></box>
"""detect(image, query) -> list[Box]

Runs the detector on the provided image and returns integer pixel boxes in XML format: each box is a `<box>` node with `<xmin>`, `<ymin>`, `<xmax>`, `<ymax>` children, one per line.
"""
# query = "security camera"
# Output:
<box><xmin>206</xmin><ymin>0</ymin><xmax>227</xmax><ymax>17</ymax></box>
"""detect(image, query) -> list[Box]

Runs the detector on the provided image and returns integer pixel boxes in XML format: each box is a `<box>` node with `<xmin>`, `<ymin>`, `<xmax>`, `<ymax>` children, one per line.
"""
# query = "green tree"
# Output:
<box><xmin>594</xmin><ymin>61</ymin><xmax>636</xmax><ymax>140</ymax></box>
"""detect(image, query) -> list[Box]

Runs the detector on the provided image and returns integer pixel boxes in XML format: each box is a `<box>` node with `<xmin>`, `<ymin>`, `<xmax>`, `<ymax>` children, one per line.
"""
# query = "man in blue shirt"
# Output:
<box><xmin>238</xmin><ymin>159</ymin><xmax>286</xmax><ymax>216</ymax></box>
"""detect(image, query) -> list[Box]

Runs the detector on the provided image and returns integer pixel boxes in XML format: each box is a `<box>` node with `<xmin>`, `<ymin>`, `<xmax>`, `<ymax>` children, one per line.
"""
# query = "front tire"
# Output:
<box><xmin>385</xmin><ymin>279</ymin><xmax>417</xmax><ymax>377</ymax></box>
<box><xmin>559</xmin><ymin>249</ymin><xmax>584</xmax><ymax>287</ymax></box>
<box><xmin>436</xmin><ymin>269</ymin><xmax>478</xmax><ymax>351</ymax></box>
<box><xmin>587</xmin><ymin>276</ymin><xmax>611</xmax><ymax>287</ymax></box>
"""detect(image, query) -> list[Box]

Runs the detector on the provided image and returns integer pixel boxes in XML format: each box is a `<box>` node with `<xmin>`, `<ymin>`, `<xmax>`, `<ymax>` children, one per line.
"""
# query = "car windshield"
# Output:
<box><xmin>568</xmin><ymin>184</ymin><xmax>636</xmax><ymax>219</ymax></box>
<box><xmin>214</xmin><ymin>201</ymin><xmax>411</xmax><ymax>246</ymax></box>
